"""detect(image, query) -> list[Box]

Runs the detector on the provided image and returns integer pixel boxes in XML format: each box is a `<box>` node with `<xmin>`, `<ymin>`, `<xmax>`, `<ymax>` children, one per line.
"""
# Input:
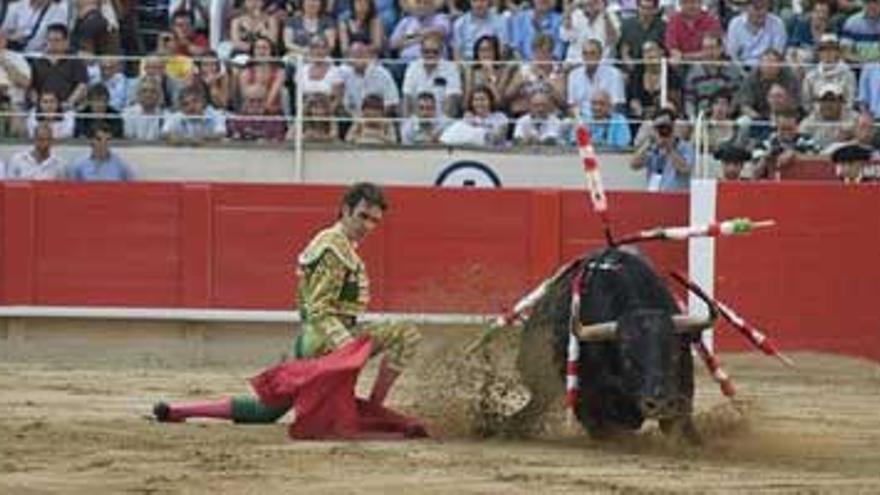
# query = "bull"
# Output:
<box><xmin>512</xmin><ymin>246</ymin><xmax>715</xmax><ymax>441</ymax></box>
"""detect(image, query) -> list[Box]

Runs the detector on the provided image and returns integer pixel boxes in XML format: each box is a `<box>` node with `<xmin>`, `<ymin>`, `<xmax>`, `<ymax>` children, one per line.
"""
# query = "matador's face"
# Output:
<box><xmin>341</xmin><ymin>200</ymin><xmax>384</xmax><ymax>243</ymax></box>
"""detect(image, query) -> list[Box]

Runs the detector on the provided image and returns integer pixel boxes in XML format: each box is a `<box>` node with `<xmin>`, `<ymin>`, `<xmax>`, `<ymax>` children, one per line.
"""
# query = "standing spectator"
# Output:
<box><xmin>725</xmin><ymin>0</ymin><xmax>787</xmax><ymax>67</ymax></box>
<box><xmin>664</xmin><ymin>0</ymin><xmax>722</xmax><ymax>63</ymax></box>
<box><xmin>630</xmin><ymin>108</ymin><xmax>694</xmax><ymax>191</ymax></box>
<box><xmin>583</xmin><ymin>88</ymin><xmax>631</xmax><ymax>148</ymax></box>
<box><xmin>400</xmin><ymin>91</ymin><xmax>450</xmax><ymax>145</ymax></box>
<box><xmin>799</xmin><ymin>83</ymin><xmax>859</xmax><ymax>149</ymax></box>
<box><xmin>560</xmin><ymin>0</ymin><xmax>620</xmax><ymax>62</ymax></box>
<box><xmin>627</xmin><ymin>40</ymin><xmax>682</xmax><ymax>132</ymax></box>
<box><xmin>683</xmin><ymin>33</ymin><xmax>743</xmax><ymax>118</ymax></box>
<box><xmin>463</xmin><ymin>35</ymin><xmax>513</xmax><ymax>112</ymax></box>
<box><xmin>66</xmin><ymin>124</ymin><xmax>134</xmax><ymax>181</ymax></box>
<box><xmin>227</xmin><ymin>86</ymin><xmax>287</xmax><ymax>141</ymax></box>
<box><xmin>0</xmin><ymin>29</ymin><xmax>32</xmax><ymax>137</ymax></box>
<box><xmin>123</xmin><ymin>77</ymin><xmax>165</xmax><ymax>141</ymax></box>
<box><xmin>389</xmin><ymin>0</ymin><xmax>451</xmax><ymax>64</ymax></box>
<box><xmin>29</xmin><ymin>23</ymin><xmax>88</xmax><ymax>109</ymax></box>
<box><xmin>505</xmin><ymin>34</ymin><xmax>567</xmax><ymax>118</ymax></box>
<box><xmin>338</xmin><ymin>0</ymin><xmax>385</xmax><ymax>56</ymax></box>
<box><xmin>236</xmin><ymin>35</ymin><xmax>285</xmax><ymax>114</ymax></box>
<box><xmin>752</xmin><ymin>106</ymin><xmax>820</xmax><ymax>179</ymax></box>
<box><xmin>284</xmin><ymin>0</ymin><xmax>337</xmax><ymax>55</ymax></box>
<box><xmin>452</xmin><ymin>0</ymin><xmax>510</xmax><ymax>60</ymax></box>
<box><xmin>802</xmin><ymin>34</ymin><xmax>857</xmax><ymax>113</ymax></box>
<box><xmin>161</xmin><ymin>86</ymin><xmax>227</xmax><ymax>144</ymax></box>
<box><xmin>1</xmin><ymin>0</ymin><xmax>68</xmax><ymax>54</ymax></box>
<box><xmin>618</xmin><ymin>0</ymin><xmax>665</xmax><ymax>75</ymax></box>
<box><xmin>26</xmin><ymin>90</ymin><xmax>74</xmax><ymax>139</ymax></box>
<box><xmin>841</xmin><ymin>0</ymin><xmax>880</xmax><ymax>64</ymax></box>
<box><xmin>96</xmin><ymin>57</ymin><xmax>129</xmax><ymax>111</ymax></box>
<box><xmin>6</xmin><ymin>122</ymin><xmax>65</xmax><ymax>179</ymax></box>
<box><xmin>230</xmin><ymin>0</ymin><xmax>280</xmax><ymax>54</ymax></box>
<box><xmin>192</xmin><ymin>51</ymin><xmax>232</xmax><ymax>111</ymax></box>
<box><xmin>567</xmin><ymin>39</ymin><xmax>625</xmax><ymax>120</ymax></box>
<box><xmin>339</xmin><ymin>41</ymin><xmax>400</xmax><ymax>117</ymax></box>
<box><xmin>75</xmin><ymin>83</ymin><xmax>123</xmax><ymax>138</ymax></box>
<box><xmin>344</xmin><ymin>94</ymin><xmax>397</xmax><ymax>144</ymax></box>
<box><xmin>509</xmin><ymin>0</ymin><xmax>563</xmax><ymax>61</ymax></box>
<box><xmin>456</xmin><ymin>85</ymin><xmax>508</xmax><ymax>145</ymax></box>
<box><xmin>736</xmin><ymin>50</ymin><xmax>801</xmax><ymax>125</ymax></box>
<box><xmin>402</xmin><ymin>33</ymin><xmax>463</xmax><ymax>117</ymax></box>
<box><xmin>858</xmin><ymin>62</ymin><xmax>880</xmax><ymax>119</ymax></box>
<box><xmin>169</xmin><ymin>10</ymin><xmax>208</xmax><ymax>56</ymax></box>
<box><xmin>513</xmin><ymin>91</ymin><xmax>564</xmax><ymax>145</ymax></box>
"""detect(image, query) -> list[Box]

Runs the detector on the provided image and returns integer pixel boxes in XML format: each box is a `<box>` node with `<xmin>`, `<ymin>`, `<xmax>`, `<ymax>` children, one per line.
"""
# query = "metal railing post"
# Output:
<box><xmin>660</xmin><ymin>56</ymin><xmax>669</xmax><ymax>108</ymax></box>
<box><xmin>294</xmin><ymin>53</ymin><xmax>305</xmax><ymax>183</ymax></box>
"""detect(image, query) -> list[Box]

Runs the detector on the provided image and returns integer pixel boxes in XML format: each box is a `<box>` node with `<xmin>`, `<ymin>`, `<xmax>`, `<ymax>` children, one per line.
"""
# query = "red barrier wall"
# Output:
<box><xmin>715</xmin><ymin>181</ymin><xmax>880</xmax><ymax>362</ymax></box>
<box><xmin>0</xmin><ymin>183</ymin><xmax>687</xmax><ymax>314</ymax></box>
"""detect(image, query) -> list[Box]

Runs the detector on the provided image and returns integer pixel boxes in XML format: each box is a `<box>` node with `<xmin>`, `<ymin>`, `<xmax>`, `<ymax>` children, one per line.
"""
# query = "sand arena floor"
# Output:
<box><xmin>2</xmin><ymin>328</ymin><xmax>880</xmax><ymax>494</ymax></box>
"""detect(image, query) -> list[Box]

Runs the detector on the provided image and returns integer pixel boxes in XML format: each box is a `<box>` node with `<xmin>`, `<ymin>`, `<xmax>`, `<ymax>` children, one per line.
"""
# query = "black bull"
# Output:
<box><xmin>516</xmin><ymin>247</ymin><xmax>701</xmax><ymax>439</ymax></box>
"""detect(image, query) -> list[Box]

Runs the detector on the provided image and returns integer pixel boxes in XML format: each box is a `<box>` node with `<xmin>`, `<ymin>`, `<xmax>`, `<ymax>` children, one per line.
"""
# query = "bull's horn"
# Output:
<box><xmin>672</xmin><ymin>313</ymin><xmax>717</xmax><ymax>332</ymax></box>
<box><xmin>577</xmin><ymin>315</ymin><xmax>713</xmax><ymax>342</ymax></box>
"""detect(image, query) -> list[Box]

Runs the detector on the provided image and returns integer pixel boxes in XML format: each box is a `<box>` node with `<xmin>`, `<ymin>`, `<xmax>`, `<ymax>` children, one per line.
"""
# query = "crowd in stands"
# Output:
<box><xmin>0</xmin><ymin>0</ymin><xmax>879</xmax><ymax>186</ymax></box>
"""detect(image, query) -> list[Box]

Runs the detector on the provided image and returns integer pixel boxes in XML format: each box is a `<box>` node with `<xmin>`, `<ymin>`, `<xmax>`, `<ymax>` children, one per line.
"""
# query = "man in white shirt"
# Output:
<box><xmin>6</xmin><ymin>122</ymin><xmax>65</xmax><ymax>179</ymax></box>
<box><xmin>161</xmin><ymin>86</ymin><xmax>226</xmax><ymax>144</ymax></box>
<box><xmin>338</xmin><ymin>42</ymin><xmax>400</xmax><ymax>117</ymax></box>
<box><xmin>513</xmin><ymin>91</ymin><xmax>565</xmax><ymax>145</ymax></box>
<box><xmin>123</xmin><ymin>77</ymin><xmax>164</xmax><ymax>141</ymax></box>
<box><xmin>1</xmin><ymin>0</ymin><xmax>69</xmax><ymax>54</ymax></box>
<box><xmin>402</xmin><ymin>33</ymin><xmax>463</xmax><ymax>118</ymax></box>
<box><xmin>567</xmin><ymin>38</ymin><xmax>625</xmax><ymax>118</ymax></box>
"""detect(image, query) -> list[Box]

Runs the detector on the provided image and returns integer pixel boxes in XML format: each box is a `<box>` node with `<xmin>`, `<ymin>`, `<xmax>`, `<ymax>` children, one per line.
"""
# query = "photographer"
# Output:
<box><xmin>630</xmin><ymin>107</ymin><xmax>694</xmax><ymax>191</ymax></box>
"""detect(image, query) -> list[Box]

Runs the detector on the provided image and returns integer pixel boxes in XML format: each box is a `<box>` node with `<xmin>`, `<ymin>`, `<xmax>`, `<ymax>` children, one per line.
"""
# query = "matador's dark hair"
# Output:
<box><xmin>341</xmin><ymin>182</ymin><xmax>388</xmax><ymax>212</ymax></box>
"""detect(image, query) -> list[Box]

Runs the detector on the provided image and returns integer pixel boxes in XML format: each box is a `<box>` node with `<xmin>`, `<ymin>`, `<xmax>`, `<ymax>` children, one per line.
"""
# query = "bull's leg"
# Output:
<box><xmin>659</xmin><ymin>415</ymin><xmax>702</xmax><ymax>445</ymax></box>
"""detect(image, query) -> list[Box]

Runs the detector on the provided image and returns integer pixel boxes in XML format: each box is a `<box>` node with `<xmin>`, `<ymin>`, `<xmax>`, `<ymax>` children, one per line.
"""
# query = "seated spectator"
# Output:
<box><xmin>27</xmin><ymin>90</ymin><xmax>74</xmax><ymax>139</ymax></box>
<box><xmin>452</xmin><ymin>0</ymin><xmax>510</xmax><ymax>60</ymax></box>
<box><xmin>858</xmin><ymin>62</ymin><xmax>880</xmax><ymax>119</ymax></box>
<box><xmin>130</xmin><ymin>55</ymin><xmax>183</xmax><ymax>110</ymax></box>
<box><xmin>161</xmin><ymin>86</ymin><xmax>227</xmax><ymax>144</ymax></box>
<box><xmin>344</xmin><ymin>94</ymin><xmax>397</xmax><ymax>144</ymax></box>
<box><xmin>191</xmin><ymin>51</ymin><xmax>232</xmax><ymax>111</ymax></box>
<box><xmin>71</xmin><ymin>0</ymin><xmax>118</xmax><ymax>54</ymax></box>
<box><xmin>339</xmin><ymin>41</ymin><xmax>399</xmax><ymax>117</ymax></box>
<box><xmin>95</xmin><ymin>57</ymin><xmax>129</xmax><ymax>111</ymax></box>
<box><xmin>560</xmin><ymin>0</ymin><xmax>620</xmax><ymax>62</ymax></box>
<box><xmin>400</xmin><ymin>91</ymin><xmax>451</xmax><ymax>145</ymax></box>
<box><xmin>29</xmin><ymin>23</ymin><xmax>88</xmax><ymax>110</ymax></box>
<box><xmin>0</xmin><ymin>29</ymin><xmax>32</xmax><ymax>137</ymax></box>
<box><xmin>1</xmin><ymin>0</ymin><xmax>68</xmax><ymax>54</ymax></box>
<box><xmin>123</xmin><ymin>78</ymin><xmax>165</xmax><ymax>141</ymax></box>
<box><xmin>736</xmin><ymin>50</ymin><xmax>801</xmax><ymax>125</ymax></box>
<box><xmin>683</xmin><ymin>33</ymin><xmax>743</xmax><ymax>118</ymax></box>
<box><xmin>713</xmin><ymin>142</ymin><xmax>753</xmax><ymax>180</ymax></box>
<box><xmin>505</xmin><ymin>34</ymin><xmax>567</xmax><ymax>118</ymax></box>
<box><xmin>402</xmin><ymin>33</ymin><xmax>463</xmax><ymax>118</ymax></box>
<box><xmin>726</xmin><ymin>0</ymin><xmax>787</xmax><ymax>67</ymax></box>
<box><xmin>704</xmin><ymin>91</ymin><xmax>751</xmax><ymax>154</ymax></box>
<box><xmin>618</xmin><ymin>0</ymin><xmax>665</xmax><ymax>75</ymax></box>
<box><xmin>513</xmin><ymin>91</ymin><xmax>564</xmax><ymax>145</ymax></box>
<box><xmin>583</xmin><ymin>88</ymin><xmax>631</xmax><ymax>149</ymax></box>
<box><xmin>841</xmin><ymin>0</ymin><xmax>880</xmax><ymax>65</ymax></box>
<box><xmin>852</xmin><ymin>111</ymin><xmax>880</xmax><ymax>151</ymax></box>
<box><xmin>786</xmin><ymin>0</ymin><xmax>835</xmax><ymax>71</ymax></box>
<box><xmin>230</xmin><ymin>0</ymin><xmax>280</xmax><ymax>54</ymax></box>
<box><xmin>155</xmin><ymin>31</ymin><xmax>196</xmax><ymax>83</ymax></box>
<box><xmin>509</xmin><ymin>0</ymin><xmax>563</xmax><ymax>61</ymax></box>
<box><xmin>752</xmin><ymin>106</ymin><xmax>820</xmax><ymax>179</ymax></box>
<box><xmin>65</xmin><ymin>124</ymin><xmax>134</xmax><ymax>181</ymax></box>
<box><xmin>458</xmin><ymin>85</ymin><xmax>508</xmax><ymax>146</ymax></box>
<box><xmin>463</xmin><ymin>35</ymin><xmax>514</xmax><ymax>113</ymax></box>
<box><xmin>831</xmin><ymin>142</ymin><xmax>874</xmax><ymax>184</ymax></box>
<box><xmin>293</xmin><ymin>93</ymin><xmax>339</xmax><ymax>142</ymax></box>
<box><xmin>567</xmin><ymin>39</ymin><xmax>625</xmax><ymax>120</ymax></box>
<box><xmin>284</xmin><ymin>0</ymin><xmax>337</xmax><ymax>56</ymax></box>
<box><xmin>75</xmin><ymin>84</ymin><xmax>123</xmax><ymax>138</ymax></box>
<box><xmin>6</xmin><ymin>122</ymin><xmax>65</xmax><ymax>179</ymax></box>
<box><xmin>169</xmin><ymin>10</ymin><xmax>208</xmax><ymax>56</ymax></box>
<box><xmin>800</xmin><ymin>83</ymin><xmax>859</xmax><ymax>149</ymax></box>
<box><xmin>749</xmin><ymin>82</ymin><xmax>799</xmax><ymax>142</ymax></box>
<box><xmin>664</xmin><ymin>0</ymin><xmax>722</xmax><ymax>63</ymax></box>
<box><xmin>627</xmin><ymin>40</ymin><xmax>682</xmax><ymax>131</ymax></box>
<box><xmin>299</xmin><ymin>36</ymin><xmax>344</xmax><ymax>111</ymax></box>
<box><xmin>802</xmin><ymin>34</ymin><xmax>857</xmax><ymax>112</ymax></box>
<box><xmin>389</xmin><ymin>0</ymin><xmax>450</xmax><ymax>64</ymax></box>
<box><xmin>338</xmin><ymin>0</ymin><xmax>385</xmax><ymax>57</ymax></box>
<box><xmin>630</xmin><ymin>108</ymin><xmax>695</xmax><ymax>191</ymax></box>
<box><xmin>228</xmin><ymin>86</ymin><xmax>287</xmax><ymax>141</ymax></box>
<box><xmin>236</xmin><ymin>36</ymin><xmax>285</xmax><ymax>114</ymax></box>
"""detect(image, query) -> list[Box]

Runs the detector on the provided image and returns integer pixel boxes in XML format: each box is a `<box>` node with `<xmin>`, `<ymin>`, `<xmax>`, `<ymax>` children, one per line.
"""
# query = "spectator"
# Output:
<box><xmin>284</xmin><ymin>0</ymin><xmax>337</xmax><ymax>55</ymax></box>
<box><xmin>130</xmin><ymin>55</ymin><xmax>183</xmax><ymax>110</ymax></box>
<box><xmin>192</xmin><ymin>51</ymin><xmax>232</xmax><ymax>111</ymax></box>
<box><xmin>227</xmin><ymin>85</ymin><xmax>287</xmax><ymax>141</ymax></box>
<box><xmin>452</xmin><ymin>0</ymin><xmax>510</xmax><ymax>60</ymax></box>
<box><xmin>567</xmin><ymin>39</ymin><xmax>625</xmax><ymax>120</ymax></box>
<box><xmin>858</xmin><ymin>62</ymin><xmax>880</xmax><ymax>118</ymax></box>
<box><xmin>338</xmin><ymin>0</ymin><xmax>384</xmax><ymax>56</ymax></box>
<box><xmin>0</xmin><ymin>29</ymin><xmax>32</xmax><ymax>137</ymax></box>
<box><xmin>713</xmin><ymin>142</ymin><xmax>753</xmax><ymax>180</ymax></box>
<box><xmin>786</xmin><ymin>0</ymin><xmax>835</xmax><ymax>69</ymax></box>
<box><xmin>560</xmin><ymin>0</ymin><xmax>620</xmax><ymax>62</ymax></box>
<box><xmin>161</xmin><ymin>86</ymin><xmax>227</xmax><ymax>144</ymax></box>
<box><xmin>26</xmin><ymin>90</ymin><xmax>74</xmax><ymax>139</ymax></box>
<box><xmin>736</xmin><ymin>50</ymin><xmax>801</xmax><ymax>124</ymax></box>
<box><xmin>169</xmin><ymin>10</ymin><xmax>208</xmax><ymax>56</ymax></box>
<box><xmin>509</xmin><ymin>0</ymin><xmax>563</xmax><ymax>61</ymax></box>
<box><xmin>6</xmin><ymin>122</ymin><xmax>65</xmax><ymax>179</ymax></box>
<box><xmin>1</xmin><ymin>0</ymin><xmax>68</xmax><ymax>54</ymax></box>
<box><xmin>400</xmin><ymin>91</ymin><xmax>450</xmax><ymax>144</ymax></box>
<box><xmin>683</xmin><ymin>33</ymin><xmax>743</xmax><ymax>118</ymax></box>
<box><xmin>513</xmin><ymin>91</ymin><xmax>564</xmax><ymax>145</ymax></box>
<box><xmin>29</xmin><ymin>23</ymin><xmax>88</xmax><ymax>110</ymax></box>
<box><xmin>618</xmin><ymin>0</ymin><xmax>665</xmax><ymax>75</ymax></box>
<box><xmin>168</xmin><ymin>0</ymin><xmax>211</xmax><ymax>34</ymax></box>
<box><xmin>664</xmin><ymin>0</ymin><xmax>722</xmax><ymax>63</ymax></box>
<box><xmin>841</xmin><ymin>0</ymin><xmax>880</xmax><ymax>64</ymax></box>
<box><xmin>96</xmin><ymin>57</ymin><xmax>128</xmax><ymax>111</ymax></box>
<box><xmin>802</xmin><ymin>34</ymin><xmax>857</xmax><ymax>113</ymax></box>
<box><xmin>704</xmin><ymin>91</ymin><xmax>751</xmax><ymax>154</ymax></box>
<box><xmin>463</xmin><ymin>35</ymin><xmax>513</xmax><ymax>112</ymax></box>
<box><xmin>752</xmin><ymin>106</ymin><xmax>820</xmax><ymax>179</ymax></box>
<box><xmin>344</xmin><ymin>93</ymin><xmax>397</xmax><ymax>144</ymax></box>
<box><xmin>453</xmin><ymin>85</ymin><xmax>508</xmax><ymax>146</ymax></box>
<box><xmin>726</xmin><ymin>0</ymin><xmax>787</xmax><ymax>66</ymax></box>
<box><xmin>154</xmin><ymin>30</ymin><xmax>196</xmax><ymax>83</ymax></box>
<box><xmin>294</xmin><ymin>93</ymin><xmax>340</xmax><ymax>142</ymax></box>
<box><xmin>505</xmin><ymin>34</ymin><xmax>567</xmax><ymax>118</ymax></box>
<box><xmin>390</xmin><ymin>0</ymin><xmax>450</xmax><ymax>64</ymax></box>
<box><xmin>853</xmin><ymin>111</ymin><xmax>880</xmax><ymax>151</ymax></box>
<box><xmin>583</xmin><ymin>88</ymin><xmax>631</xmax><ymax>148</ymax></box>
<box><xmin>627</xmin><ymin>40</ymin><xmax>682</xmax><ymax>132</ymax></box>
<box><xmin>831</xmin><ymin>142</ymin><xmax>874</xmax><ymax>184</ymax></box>
<box><xmin>339</xmin><ymin>41</ymin><xmax>400</xmax><ymax>117</ymax></box>
<box><xmin>71</xmin><ymin>0</ymin><xmax>117</xmax><ymax>54</ymax></box>
<box><xmin>799</xmin><ymin>82</ymin><xmax>859</xmax><ymax>149</ymax></box>
<box><xmin>299</xmin><ymin>36</ymin><xmax>344</xmax><ymax>110</ymax></box>
<box><xmin>237</xmin><ymin>36</ymin><xmax>285</xmax><ymax>114</ymax></box>
<box><xmin>230</xmin><ymin>0</ymin><xmax>280</xmax><ymax>54</ymax></box>
<box><xmin>123</xmin><ymin>77</ymin><xmax>165</xmax><ymax>141</ymax></box>
<box><xmin>66</xmin><ymin>124</ymin><xmax>134</xmax><ymax>181</ymax></box>
<box><xmin>630</xmin><ymin>108</ymin><xmax>694</xmax><ymax>191</ymax></box>
<box><xmin>75</xmin><ymin>83</ymin><xmax>123</xmax><ymax>138</ymax></box>
<box><xmin>402</xmin><ymin>33</ymin><xmax>463</xmax><ymax>117</ymax></box>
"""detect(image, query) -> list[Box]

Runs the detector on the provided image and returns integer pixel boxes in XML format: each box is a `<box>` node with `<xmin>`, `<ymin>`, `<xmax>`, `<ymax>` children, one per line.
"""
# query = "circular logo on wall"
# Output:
<box><xmin>434</xmin><ymin>161</ymin><xmax>502</xmax><ymax>188</ymax></box>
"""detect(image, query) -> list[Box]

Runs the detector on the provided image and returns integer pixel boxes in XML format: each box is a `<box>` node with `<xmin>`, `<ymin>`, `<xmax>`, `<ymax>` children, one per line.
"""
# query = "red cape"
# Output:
<box><xmin>250</xmin><ymin>336</ymin><xmax>429</xmax><ymax>440</ymax></box>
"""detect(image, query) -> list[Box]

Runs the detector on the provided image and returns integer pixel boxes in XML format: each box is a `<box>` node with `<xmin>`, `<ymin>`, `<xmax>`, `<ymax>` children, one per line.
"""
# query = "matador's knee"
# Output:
<box><xmin>372</xmin><ymin>322</ymin><xmax>422</xmax><ymax>372</ymax></box>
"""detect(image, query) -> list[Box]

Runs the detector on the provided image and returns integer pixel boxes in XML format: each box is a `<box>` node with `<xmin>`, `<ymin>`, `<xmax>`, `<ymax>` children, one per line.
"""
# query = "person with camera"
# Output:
<box><xmin>630</xmin><ymin>107</ymin><xmax>694</xmax><ymax>191</ymax></box>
